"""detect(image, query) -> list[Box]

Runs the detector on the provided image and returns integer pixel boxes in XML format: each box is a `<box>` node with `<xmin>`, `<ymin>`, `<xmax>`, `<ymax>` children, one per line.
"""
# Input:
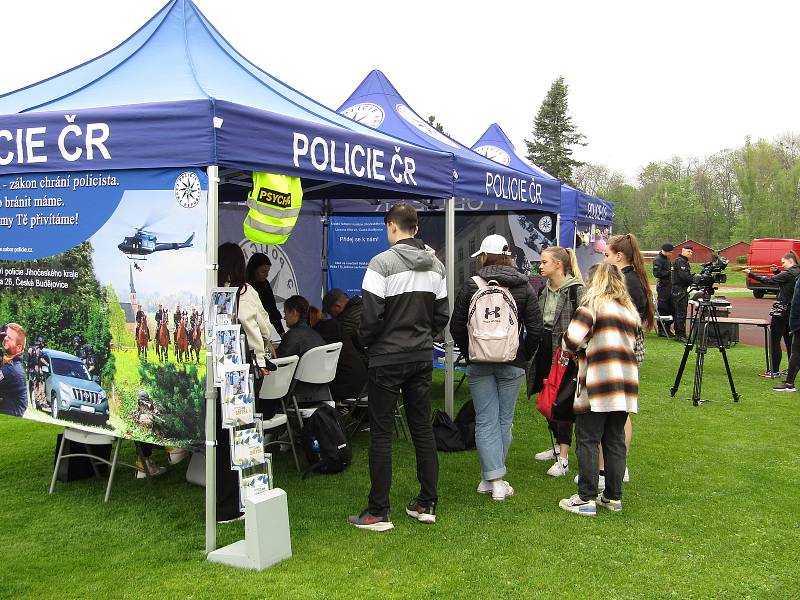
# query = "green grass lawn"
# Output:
<box><xmin>1</xmin><ymin>336</ymin><xmax>797</xmax><ymax>599</ymax></box>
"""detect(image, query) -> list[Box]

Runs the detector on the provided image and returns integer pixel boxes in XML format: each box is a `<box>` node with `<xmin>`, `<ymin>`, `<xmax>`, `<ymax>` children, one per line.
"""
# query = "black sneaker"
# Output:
<box><xmin>405</xmin><ymin>499</ymin><xmax>436</xmax><ymax>524</ymax></box>
<box><xmin>347</xmin><ymin>510</ymin><xmax>394</xmax><ymax>532</ymax></box>
<box><xmin>674</xmin><ymin>336</ymin><xmax>688</xmax><ymax>343</ymax></box>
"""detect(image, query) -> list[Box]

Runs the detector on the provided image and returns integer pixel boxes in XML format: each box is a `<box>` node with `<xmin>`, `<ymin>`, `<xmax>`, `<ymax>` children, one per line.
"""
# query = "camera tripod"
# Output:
<box><xmin>670</xmin><ymin>296</ymin><xmax>741</xmax><ymax>406</ymax></box>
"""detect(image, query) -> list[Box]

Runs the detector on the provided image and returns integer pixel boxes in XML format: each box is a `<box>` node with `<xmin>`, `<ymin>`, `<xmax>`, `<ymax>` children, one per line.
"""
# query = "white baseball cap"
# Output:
<box><xmin>471</xmin><ymin>234</ymin><xmax>512</xmax><ymax>257</ymax></box>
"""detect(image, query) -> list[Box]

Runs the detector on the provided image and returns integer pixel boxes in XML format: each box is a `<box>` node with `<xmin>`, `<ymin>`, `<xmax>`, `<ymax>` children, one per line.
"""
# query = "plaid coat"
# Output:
<box><xmin>563</xmin><ymin>302</ymin><xmax>640</xmax><ymax>414</ymax></box>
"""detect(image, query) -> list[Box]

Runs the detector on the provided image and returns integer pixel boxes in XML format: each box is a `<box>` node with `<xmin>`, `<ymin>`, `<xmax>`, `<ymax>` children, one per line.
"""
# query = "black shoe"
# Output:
<box><xmin>657</xmin><ymin>331</ymin><xmax>669</xmax><ymax>338</ymax></box>
<box><xmin>347</xmin><ymin>509</ymin><xmax>394</xmax><ymax>532</ymax></box>
<box><xmin>405</xmin><ymin>499</ymin><xmax>436</xmax><ymax>524</ymax></box>
<box><xmin>674</xmin><ymin>336</ymin><xmax>687</xmax><ymax>343</ymax></box>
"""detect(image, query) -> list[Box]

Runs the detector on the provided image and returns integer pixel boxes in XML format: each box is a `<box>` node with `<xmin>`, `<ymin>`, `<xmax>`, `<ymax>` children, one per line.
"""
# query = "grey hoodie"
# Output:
<box><xmin>359</xmin><ymin>238</ymin><xmax>450</xmax><ymax>367</ymax></box>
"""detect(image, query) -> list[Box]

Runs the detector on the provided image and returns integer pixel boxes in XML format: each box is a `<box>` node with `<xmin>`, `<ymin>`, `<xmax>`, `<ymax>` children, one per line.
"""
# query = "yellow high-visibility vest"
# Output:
<box><xmin>243</xmin><ymin>171</ymin><xmax>303</xmax><ymax>245</ymax></box>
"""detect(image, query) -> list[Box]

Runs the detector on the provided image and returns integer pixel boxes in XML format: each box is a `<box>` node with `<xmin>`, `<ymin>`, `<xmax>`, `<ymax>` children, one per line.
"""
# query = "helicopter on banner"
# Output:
<box><xmin>118</xmin><ymin>225</ymin><xmax>194</xmax><ymax>260</ymax></box>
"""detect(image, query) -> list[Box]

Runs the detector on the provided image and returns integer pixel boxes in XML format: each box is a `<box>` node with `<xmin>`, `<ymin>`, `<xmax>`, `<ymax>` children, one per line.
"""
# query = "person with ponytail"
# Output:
<box><xmin>600</xmin><ymin>232</ymin><xmax>653</xmax><ymax>485</ymax></box>
<box><xmin>605</xmin><ymin>233</ymin><xmax>655</xmax><ymax>331</ymax></box>
<box><xmin>276</xmin><ymin>295</ymin><xmax>330</xmax><ymax>411</ymax></box>
<box><xmin>531</xmin><ymin>246</ymin><xmax>584</xmax><ymax>478</ymax></box>
<box><xmin>558</xmin><ymin>263</ymin><xmax>640</xmax><ymax>516</ymax></box>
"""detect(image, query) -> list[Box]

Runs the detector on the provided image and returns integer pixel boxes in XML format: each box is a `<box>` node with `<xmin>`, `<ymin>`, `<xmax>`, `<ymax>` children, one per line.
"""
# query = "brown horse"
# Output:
<box><xmin>175</xmin><ymin>316</ymin><xmax>189</xmax><ymax>362</ymax></box>
<box><xmin>136</xmin><ymin>319</ymin><xmax>150</xmax><ymax>359</ymax></box>
<box><xmin>156</xmin><ymin>319</ymin><xmax>170</xmax><ymax>362</ymax></box>
<box><xmin>189</xmin><ymin>320</ymin><xmax>203</xmax><ymax>363</ymax></box>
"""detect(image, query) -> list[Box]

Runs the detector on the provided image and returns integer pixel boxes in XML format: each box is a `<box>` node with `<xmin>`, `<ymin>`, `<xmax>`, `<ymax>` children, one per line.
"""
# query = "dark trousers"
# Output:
<box><xmin>769</xmin><ymin>313</ymin><xmax>791</xmax><ymax>373</ymax></box>
<box><xmin>367</xmin><ymin>361</ymin><xmax>438</xmax><ymax>516</ymax></box>
<box><xmin>786</xmin><ymin>333</ymin><xmax>800</xmax><ymax>384</ymax></box>
<box><xmin>656</xmin><ymin>281</ymin><xmax>674</xmax><ymax>332</ymax></box>
<box><xmin>672</xmin><ymin>288</ymin><xmax>689</xmax><ymax>337</ymax></box>
<box><xmin>215</xmin><ymin>392</ymin><xmax>242</xmax><ymax>521</ymax></box>
<box><xmin>575</xmin><ymin>411</ymin><xmax>628</xmax><ymax>501</ymax></box>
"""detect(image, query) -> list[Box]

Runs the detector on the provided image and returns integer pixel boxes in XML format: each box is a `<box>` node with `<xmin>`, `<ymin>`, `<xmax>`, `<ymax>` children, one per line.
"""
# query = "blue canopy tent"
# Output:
<box><xmin>0</xmin><ymin>0</ymin><xmax>460</xmax><ymax>560</ymax></box>
<box><xmin>470</xmin><ymin>123</ymin><xmax>614</xmax><ymax>250</ymax></box>
<box><xmin>337</xmin><ymin>71</ymin><xmax>563</xmax><ymax>417</ymax></box>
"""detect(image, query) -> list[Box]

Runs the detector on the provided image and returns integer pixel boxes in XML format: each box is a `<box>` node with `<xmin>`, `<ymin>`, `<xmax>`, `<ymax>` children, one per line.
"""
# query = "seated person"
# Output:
<box><xmin>309</xmin><ymin>307</ymin><xmax>367</xmax><ymax>402</ymax></box>
<box><xmin>263</xmin><ymin>296</ymin><xmax>330</xmax><ymax>418</ymax></box>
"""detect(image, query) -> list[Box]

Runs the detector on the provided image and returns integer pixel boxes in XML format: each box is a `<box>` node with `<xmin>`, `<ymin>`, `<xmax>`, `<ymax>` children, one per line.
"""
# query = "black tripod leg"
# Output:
<box><xmin>670</xmin><ymin>305</ymin><xmax>699</xmax><ymax>397</ymax></box>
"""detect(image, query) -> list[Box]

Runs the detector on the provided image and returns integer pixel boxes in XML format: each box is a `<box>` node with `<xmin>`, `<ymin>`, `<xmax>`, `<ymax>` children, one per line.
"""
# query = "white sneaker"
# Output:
<box><xmin>546</xmin><ymin>459</ymin><xmax>569</xmax><ymax>477</ymax></box>
<box><xmin>535</xmin><ymin>446</ymin><xmax>559</xmax><ymax>461</ymax></box>
<box><xmin>491</xmin><ymin>480</ymin><xmax>514</xmax><ymax>501</ymax></box>
<box><xmin>559</xmin><ymin>494</ymin><xmax>596</xmax><ymax>516</ymax></box>
<box><xmin>477</xmin><ymin>480</ymin><xmax>493</xmax><ymax>494</ymax></box>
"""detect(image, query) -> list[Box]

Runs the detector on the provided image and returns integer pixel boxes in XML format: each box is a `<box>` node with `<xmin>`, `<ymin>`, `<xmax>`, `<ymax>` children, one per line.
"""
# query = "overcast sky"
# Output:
<box><xmin>2</xmin><ymin>1</ymin><xmax>797</xmax><ymax>182</ymax></box>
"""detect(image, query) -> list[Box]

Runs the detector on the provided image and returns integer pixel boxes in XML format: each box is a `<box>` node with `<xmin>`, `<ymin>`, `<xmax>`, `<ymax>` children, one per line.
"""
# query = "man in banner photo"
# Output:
<box><xmin>0</xmin><ymin>323</ymin><xmax>28</xmax><ymax>417</ymax></box>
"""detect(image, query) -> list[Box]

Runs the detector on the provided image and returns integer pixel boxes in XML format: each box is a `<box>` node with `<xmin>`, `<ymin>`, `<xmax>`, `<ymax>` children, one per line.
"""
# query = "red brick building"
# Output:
<box><xmin>670</xmin><ymin>239</ymin><xmax>713</xmax><ymax>264</ymax></box>
<box><xmin>717</xmin><ymin>241</ymin><xmax>750</xmax><ymax>263</ymax></box>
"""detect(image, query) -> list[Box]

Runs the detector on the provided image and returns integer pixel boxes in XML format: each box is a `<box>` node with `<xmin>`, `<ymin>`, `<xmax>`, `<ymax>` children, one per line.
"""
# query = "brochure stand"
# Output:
<box><xmin>206</xmin><ymin>292</ymin><xmax>290</xmax><ymax>570</ymax></box>
<box><xmin>207</xmin><ymin>489</ymin><xmax>292</xmax><ymax>570</ymax></box>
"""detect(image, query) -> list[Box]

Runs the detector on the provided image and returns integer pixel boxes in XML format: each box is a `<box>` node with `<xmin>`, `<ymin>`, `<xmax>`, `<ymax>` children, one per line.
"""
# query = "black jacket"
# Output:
<box><xmin>750</xmin><ymin>264</ymin><xmax>800</xmax><ymax>306</ymax></box>
<box><xmin>671</xmin><ymin>255</ymin><xmax>694</xmax><ymax>289</ymax></box>
<box><xmin>621</xmin><ymin>265</ymin><xmax>648</xmax><ymax>325</ymax></box>
<box><xmin>277</xmin><ymin>323</ymin><xmax>329</xmax><ymax>402</ymax></box>
<box><xmin>359</xmin><ymin>238</ymin><xmax>449</xmax><ymax>367</ymax></box>
<box><xmin>253</xmin><ymin>281</ymin><xmax>285</xmax><ymax>336</ymax></box>
<box><xmin>449</xmin><ymin>265</ymin><xmax>543</xmax><ymax>370</ymax></box>
<box><xmin>652</xmin><ymin>253</ymin><xmax>672</xmax><ymax>286</ymax></box>
<box><xmin>313</xmin><ymin>319</ymin><xmax>367</xmax><ymax>401</ymax></box>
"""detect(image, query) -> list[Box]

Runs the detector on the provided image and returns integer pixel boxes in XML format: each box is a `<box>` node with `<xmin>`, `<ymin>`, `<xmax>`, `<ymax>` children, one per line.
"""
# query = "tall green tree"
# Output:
<box><xmin>525</xmin><ymin>76</ymin><xmax>586</xmax><ymax>185</ymax></box>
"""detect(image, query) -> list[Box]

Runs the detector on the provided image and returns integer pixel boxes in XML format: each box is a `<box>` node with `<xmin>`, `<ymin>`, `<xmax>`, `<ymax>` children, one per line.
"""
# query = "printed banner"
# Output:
<box><xmin>326</xmin><ymin>210</ymin><xmax>557</xmax><ymax>297</ymax></box>
<box><xmin>219</xmin><ymin>204</ymin><xmax>323</xmax><ymax>333</ymax></box>
<box><xmin>574</xmin><ymin>221</ymin><xmax>612</xmax><ymax>277</ymax></box>
<box><xmin>327</xmin><ymin>216</ymin><xmax>389</xmax><ymax>297</ymax></box>
<box><xmin>0</xmin><ymin>168</ymin><xmax>207</xmax><ymax>449</ymax></box>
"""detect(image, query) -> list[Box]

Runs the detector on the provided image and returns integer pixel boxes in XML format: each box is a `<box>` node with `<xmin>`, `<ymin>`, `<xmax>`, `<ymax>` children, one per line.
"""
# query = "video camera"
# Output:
<box><xmin>693</xmin><ymin>255</ymin><xmax>728</xmax><ymax>289</ymax></box>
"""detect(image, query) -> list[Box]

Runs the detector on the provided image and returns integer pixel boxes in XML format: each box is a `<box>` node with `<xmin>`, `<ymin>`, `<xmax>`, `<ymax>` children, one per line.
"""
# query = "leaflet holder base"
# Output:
<box><xmin>207</xmin><ymin>488</ymin><xmax>292</xmax><ymax>570</ymax></box>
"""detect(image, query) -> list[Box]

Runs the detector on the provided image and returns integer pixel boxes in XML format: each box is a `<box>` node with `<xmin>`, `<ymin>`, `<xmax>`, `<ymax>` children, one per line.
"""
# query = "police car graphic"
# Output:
<box><xmin>40</xmin><ymin>348</ymin><xmax>109</xmax><ymax>425</ymax></box>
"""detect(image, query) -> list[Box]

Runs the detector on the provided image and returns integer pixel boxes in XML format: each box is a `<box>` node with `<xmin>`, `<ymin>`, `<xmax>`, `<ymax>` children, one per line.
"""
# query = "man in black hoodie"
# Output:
<box><xmin>348</xmin><ymin>203</ymin><xmax>449</xmax><ymax>532</ymax></box>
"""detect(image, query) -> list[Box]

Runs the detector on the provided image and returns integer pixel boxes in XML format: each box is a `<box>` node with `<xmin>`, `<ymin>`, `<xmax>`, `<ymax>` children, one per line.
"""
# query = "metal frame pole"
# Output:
<box><xmin>555</xmin><ymin>213</ymin><xmax>561</xmax><ymax>247</ymax></box>
<box><xmin>205</xmin><ymin>165</ymin><xmax>219</xmax><ymax>554</ymax></box>
<box><xmin>444</xmin><ymin>196</ymin><xmax>455</xmax><ymax>417</ymax></box>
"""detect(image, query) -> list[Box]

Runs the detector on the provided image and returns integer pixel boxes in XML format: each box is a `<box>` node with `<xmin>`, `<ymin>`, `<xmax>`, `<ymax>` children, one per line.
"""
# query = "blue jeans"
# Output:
<box><xmin>466</xmin><ymin>363</ymin><xmax>525</xmax><ymax>481</ymax></box>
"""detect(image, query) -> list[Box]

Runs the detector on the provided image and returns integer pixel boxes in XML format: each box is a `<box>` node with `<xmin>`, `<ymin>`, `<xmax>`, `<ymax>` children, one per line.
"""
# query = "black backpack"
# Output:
<box><xmin>301</xmin><ymin>404</ymin><xmax>352</xmax><ymax>475</ymax></box>
<box><xmin>432</xmin><ymin>409</ymin><xmax>466</xmax><ymax>452</ymax></box>
<box><xmin>454</xmin><ymin>400</ymin><xmax>476</xmax><ymax>449</ymax></box>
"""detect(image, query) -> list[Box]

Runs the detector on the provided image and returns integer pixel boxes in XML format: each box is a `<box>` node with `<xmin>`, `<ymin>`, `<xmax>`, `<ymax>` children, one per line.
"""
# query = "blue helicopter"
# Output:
<box><xmin>118</xmin><ymin>225</ymin><xmax>194</xmax><ymax>259</ymax></box>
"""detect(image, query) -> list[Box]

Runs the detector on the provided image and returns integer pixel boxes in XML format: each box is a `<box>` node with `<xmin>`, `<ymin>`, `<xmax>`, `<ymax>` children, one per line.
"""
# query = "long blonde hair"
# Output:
<box><xmin>542</xmin><ymin>246</ymin><xmax>582</xmax><ymax>280</ymax></box>
<box><xmin>583</xmin><ymin>263</ymin><xmax>640</xmax><ymax>326</ymax></box>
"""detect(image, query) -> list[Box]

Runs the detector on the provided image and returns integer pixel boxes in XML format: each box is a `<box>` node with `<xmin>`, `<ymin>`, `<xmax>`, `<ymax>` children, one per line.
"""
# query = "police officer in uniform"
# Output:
<box><xmin>652</xmin><ymin>243</ymin><xmax>675</xmax><ymax>336</ymax></box>
<box><xmin>671</xmin><ymin>245</ymin><xmax>695</xmax><ymax>342</ymax></box>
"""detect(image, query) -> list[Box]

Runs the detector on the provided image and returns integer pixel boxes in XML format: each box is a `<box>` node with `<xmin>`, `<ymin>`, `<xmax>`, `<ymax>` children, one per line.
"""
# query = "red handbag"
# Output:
<box><xmin>536</xmin><ymin>348</ymin><xmax>577</xmax><ymax>421</ymax></box>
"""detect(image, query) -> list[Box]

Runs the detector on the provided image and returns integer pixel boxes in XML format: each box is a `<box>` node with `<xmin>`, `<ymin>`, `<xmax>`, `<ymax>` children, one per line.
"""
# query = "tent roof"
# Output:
<box><xmin>471</xmin><ymin>122</ymin><xmax>613</xmax><ymax>226</ymax></box>
<box><xmin>338</xmin><ymin>70</ymin><xmax>561</xmax><ymax>211</ymax></box>
<box><xmin>0</xmin><ymin>1</ymin><xmax>453</xmax><ymax>199</ymax></box>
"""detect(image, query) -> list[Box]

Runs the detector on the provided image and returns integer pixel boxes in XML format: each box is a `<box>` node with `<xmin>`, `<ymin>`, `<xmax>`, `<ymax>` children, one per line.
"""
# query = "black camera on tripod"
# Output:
<box><xmin>693</xmin><ymin>255</ymin><xmax>728</xmax><ymax>289</ymax></box>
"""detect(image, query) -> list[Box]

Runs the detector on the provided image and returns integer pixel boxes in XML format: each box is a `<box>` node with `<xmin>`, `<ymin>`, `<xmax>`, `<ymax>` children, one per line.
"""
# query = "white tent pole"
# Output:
<box><xmin>205</xmin><ymin>165</ymin><xmax>219</xmax><ymax>554</ymax></box>
<box><xmin>444</xmin><ymin>196</ymin><xmax>455</xmax><ymax>417</ymax></box>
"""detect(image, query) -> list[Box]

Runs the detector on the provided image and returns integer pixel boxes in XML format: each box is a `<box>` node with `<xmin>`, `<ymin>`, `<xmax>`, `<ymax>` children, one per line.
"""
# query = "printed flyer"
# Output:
<box><xmin>0</xmin><ymin>168</ymin><xmax>207</xmax><ymax>448</ymax></box>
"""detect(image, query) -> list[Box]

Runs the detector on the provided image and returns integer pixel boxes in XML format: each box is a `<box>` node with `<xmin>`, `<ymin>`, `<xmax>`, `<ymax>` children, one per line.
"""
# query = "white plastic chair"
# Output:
<box><xmin>287</xmin><ymin>342</ymin><xmax>342</xmax><ymax>429</ymax></box>
<box><xmin>50</xmin><ymin>428</ymin><xmax>137</xmax><ymax>502</ymax></box>
<box><xmin>654</xmin><ymin>290</ymin><xmax>674</xmax><ymax>336</ymax></box>
<box><xmin>258</xmin><ymin>355</ymin><xmax>301</xmax><ymax>472</ymax></box>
